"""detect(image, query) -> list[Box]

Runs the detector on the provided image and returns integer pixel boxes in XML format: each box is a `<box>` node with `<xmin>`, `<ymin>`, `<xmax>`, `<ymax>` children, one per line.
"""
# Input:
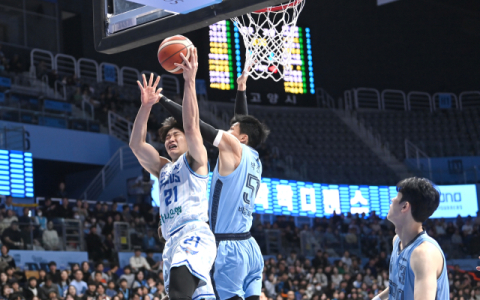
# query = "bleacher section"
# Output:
<box><xmin>213</xmin><ymin>104</ymin><xmax>400</xmax><ymax>185</ymax></box>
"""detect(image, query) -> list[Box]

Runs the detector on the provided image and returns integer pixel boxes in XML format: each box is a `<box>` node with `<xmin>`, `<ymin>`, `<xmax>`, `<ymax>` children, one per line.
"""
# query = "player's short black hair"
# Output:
<box><xmin>158</xmin><ymin>117</ymin><xmax>184</xmax><ymax>143</ymax></box>
<box><xmin>230</xmin><ymin>114</ymin><xmax>270</xmax><ymax>148</ymax></box>
<box><xmin>396</xmin><ymin>177</ymin><xmax>440</xmax><ymax>223</ymax></box>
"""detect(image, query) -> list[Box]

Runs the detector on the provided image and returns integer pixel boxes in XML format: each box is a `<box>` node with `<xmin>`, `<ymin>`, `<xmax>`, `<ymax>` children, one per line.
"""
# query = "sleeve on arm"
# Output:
<box><xmin>159</xmin><ymin>96</ymin><xmax>219</xmax><ymax>145</ymax></box>
<box><xmin>234</xmin><ymin>90</ymin><xmax>248</xmax><ymax>115</ymax></box>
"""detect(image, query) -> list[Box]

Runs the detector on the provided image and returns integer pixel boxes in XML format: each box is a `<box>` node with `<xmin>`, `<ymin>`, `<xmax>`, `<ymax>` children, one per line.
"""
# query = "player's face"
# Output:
<box><xmin>228</xmin><ymin>122</ymin><xmax>247</xmax><ymax>144</ymax></box>
<box><xmin>387</xmin><ymin>192</ymin><xmax>404</xmax><ymax>224</ymax></box>
<box><xmin>165</xmin><ymin>128</ymin><xmax>187</xmax><ymax>160</ymax></box>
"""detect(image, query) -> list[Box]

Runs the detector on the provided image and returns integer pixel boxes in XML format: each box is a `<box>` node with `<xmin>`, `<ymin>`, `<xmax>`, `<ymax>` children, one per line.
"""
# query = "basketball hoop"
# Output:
<box><xmin>231</xmin><ymin>0</ymin><xmax>306</xmax><ymax>81</ymax></box>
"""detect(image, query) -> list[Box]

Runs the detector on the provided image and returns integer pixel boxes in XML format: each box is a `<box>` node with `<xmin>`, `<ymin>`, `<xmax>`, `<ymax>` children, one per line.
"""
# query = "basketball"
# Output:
<box><xmin>158</xmin><ymin>35</ymin><xmax>194</xmax><ymax>74</ymax></box>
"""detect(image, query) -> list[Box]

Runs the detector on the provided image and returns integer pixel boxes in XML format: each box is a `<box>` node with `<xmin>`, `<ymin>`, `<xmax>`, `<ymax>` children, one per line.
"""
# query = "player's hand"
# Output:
<box><xmin>137</xmin><ymin>74</ymin><xmax>163</xmax><ymax>108</ymax></box>
<box><xmin>237</xmin><ymin>61</ymin><xmax>254</xmax><ymax>91</ymax></box>
<box><xmin>175</xmin><ymin>47</ymin><xmax>198</xmax><ymax>82</ymax></box>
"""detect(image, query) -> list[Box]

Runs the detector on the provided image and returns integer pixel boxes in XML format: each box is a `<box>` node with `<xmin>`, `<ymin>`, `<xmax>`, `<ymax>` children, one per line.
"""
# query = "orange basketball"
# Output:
<box><xmin>158</xmin><ymin>35</ymin><xmax>194</xmax><ymax>74</ymax></box>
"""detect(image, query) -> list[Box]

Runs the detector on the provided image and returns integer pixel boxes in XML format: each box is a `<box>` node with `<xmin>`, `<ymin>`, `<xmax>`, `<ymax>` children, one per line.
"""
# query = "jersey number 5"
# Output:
<box><xmin>243</xmin><ymin>174</ymin><xmax>260</xmax><ymax>205</ymax></box>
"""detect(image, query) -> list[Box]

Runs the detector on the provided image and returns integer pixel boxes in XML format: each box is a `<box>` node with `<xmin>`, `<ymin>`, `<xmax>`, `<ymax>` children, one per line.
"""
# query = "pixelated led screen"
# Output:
<box><xmin>0</xmin><ymin>150</ymin><xmax>34</xmax><ymax>198</ymax></box>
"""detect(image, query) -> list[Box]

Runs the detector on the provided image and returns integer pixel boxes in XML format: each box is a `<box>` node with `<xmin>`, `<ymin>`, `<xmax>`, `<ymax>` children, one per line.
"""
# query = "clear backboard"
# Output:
<box><xmin>93</xmin><ymin>0</ymin><xmax>289</xmax><ymax>54</ymax></box>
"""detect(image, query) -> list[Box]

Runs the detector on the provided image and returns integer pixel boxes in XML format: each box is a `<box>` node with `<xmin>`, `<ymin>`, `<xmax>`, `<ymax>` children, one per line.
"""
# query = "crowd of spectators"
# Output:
<box><xmin>0</xmin><ymin>195</ymin><xmax>478</xmax><ymax>299</ymax></box>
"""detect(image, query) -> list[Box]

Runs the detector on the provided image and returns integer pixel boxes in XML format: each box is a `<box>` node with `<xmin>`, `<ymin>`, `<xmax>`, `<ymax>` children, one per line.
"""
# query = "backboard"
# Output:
<box><xmin>93</xmin><ymin>0</ymin><xmax>289</xmax><ymax>54</ymax></box>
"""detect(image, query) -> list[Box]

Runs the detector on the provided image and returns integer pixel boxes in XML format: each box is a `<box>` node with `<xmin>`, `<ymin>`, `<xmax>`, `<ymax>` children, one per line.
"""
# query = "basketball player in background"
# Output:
<box><xmin>130</xmin><ymin>48</ymin><xmax>216</xmax><ymax>300</ymax></box>
<box><xmin>155</xmin><ymin>61</ymin><xmax>269</xmax><ymax>300</ymax></box>
<box><xmin>372</xmin><ymin>177</ymin><xmax>448</xmax><ymax>300</ymax></box>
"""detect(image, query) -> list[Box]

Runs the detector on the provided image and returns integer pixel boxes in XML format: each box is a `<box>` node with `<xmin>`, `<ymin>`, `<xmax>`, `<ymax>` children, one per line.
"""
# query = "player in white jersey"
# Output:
<box><xmin>130</xmin><ymin>48</ymin><xmax>216</xmax><ymax>300</ymax></box>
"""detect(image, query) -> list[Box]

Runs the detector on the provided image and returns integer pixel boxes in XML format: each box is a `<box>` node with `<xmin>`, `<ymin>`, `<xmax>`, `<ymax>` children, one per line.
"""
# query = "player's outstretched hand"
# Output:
<box><xmin>237</xmin><ymin>60</ymin><xmax>255</xmax><ymax>90</ymax></box>
<box><xmin>137</xmin><ymin>73</ymin><xmax>163</xmax><ymax>108</ymax></box>
<box><xmin>175</xmin><ymin>47</ymin><xmax>198</xmax><ymax>82</ymax></box>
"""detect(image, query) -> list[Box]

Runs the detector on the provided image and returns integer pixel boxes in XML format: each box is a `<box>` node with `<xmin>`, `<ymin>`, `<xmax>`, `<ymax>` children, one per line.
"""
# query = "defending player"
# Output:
<box><xmin>372</xmin><ymin>177</ymin><xmax>448</xmax><ymax>300</ymax></box>
<box><xmin>130</xmin><ymin>48</ymin><xmax>216</xmax><ymax>300</ymax></box>
<box><xmin>156</xmin><ymin>63</ymin><xmax>269</xmax><ymax>300</ymax></box>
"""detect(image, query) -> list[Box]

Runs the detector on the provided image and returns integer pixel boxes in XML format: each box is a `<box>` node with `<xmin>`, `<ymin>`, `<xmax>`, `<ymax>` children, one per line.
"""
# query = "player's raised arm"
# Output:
<box><xmin>174</xmin><ymin>48</ymin><xmax>208</xmax><ymax>175</ymax></box>
<box><xmin>130</xmin><ymin>74</ymin><xmax>170</xmax><ymax>178</ymax></box>
<box><xmin>234</xmin><ymin>63</ymin><xmax>252</xmax><ymax>116</ymax></box>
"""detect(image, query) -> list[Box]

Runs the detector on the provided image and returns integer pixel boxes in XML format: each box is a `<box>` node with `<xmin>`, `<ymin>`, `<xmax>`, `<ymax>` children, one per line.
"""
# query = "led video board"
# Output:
<box><xmin>151</xmin><ymin>174</ymin><xmax>478</xmax><ymax>219</ymax></box>
<box><xmin>0</xmin><ymin>150</ymin><xmax>34</xmax><ymax>198</ymax></box>
<box><xmin>208</xmin><ymin>21</ymin><xmax>315</xmax><ymax>95</ymax></box>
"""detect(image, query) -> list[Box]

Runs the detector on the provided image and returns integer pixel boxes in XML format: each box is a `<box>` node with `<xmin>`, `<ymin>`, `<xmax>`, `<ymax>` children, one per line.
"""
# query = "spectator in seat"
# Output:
<box><xmin>18</xmin><ymin>207</ymin><xmax>32</xmax><ymax>224</ymax></box>
<box><xmin>9</xmin><ymin>54</ymin><xmax>23</xmax><ymax>73</ymax></box>
<box><xmin>93</xmin><ymin>272</ymin><xmax>107</xmax><ymax>287</ymax></box>
<box><xmin>2</xmin><ymin>284</ymin><xmax>12</xmax><ymax>299</ymax></box>
<box><xmin>96</xmin><ymin>284</ymin><xmax>109</xmax><ymax>300</ymax></box>
<box><xmin>71</xmin><ymin>270</ymin><xmax>87</xmax><ymax>297</ymax></box>
<box><xmin>129</xmin><ymin>249</ymin><xmax>151</xmax><ymax>273</ymax></box>
<box><xmin>65</xmin><ymin>285</ymin><xmax>80</xmax><ymax>300</ymax></box>
<box><xmin>56</xmin><ymin>198</ymin><xmax>72</xmax><ymax>219</ymax></box>
<box><xmin>117</xmin><ymin>279</ymin><xmax>130</xmax><ymax>299</ymax></box>
<box><xmin>43</xmin><ymin>198</ymin><xmax>57</xmax><ymax>221</ymax></box>
<box><xmin>83</xmin><ymin>281</ymin><xmax>97</xmax><ymax>300</ymax></box>
<box><xmin>4</xmin><ymin>210</ymin><xmax>18</xmax><ymax>226</ymax></box>
<box><xmin>56</xmin><ymin>183</ymin><xmax>68</xmax><ymax>198</ymax></box>
<box><xmin>40</xmin><ymin>276</ymin><xmax>60</xmax><ymax>300</ymax></box>
<box><xmin>38</xmin><ymin>269</ymin><xmax>47</xmax><ymax>286</ymax></box>
<box><xmin>121</xmin><ymin>205</ymin><xmax>132</xmax><ymax>223</ymax></box>
<box><xmin>34</xmin><ymin>208</ymin><xmax>47</xmax><ymax>231</ymax></box>
<box><xmin>118</xmin><ymin>267</ymin><xmax>134</xmax><ymax>289</ymax></box>
<box><xmin>58</xmin><ymin>270</ymin><xmax>70</xmax><ymax>298</ymax></box>
<box><xmin>43</xmin><ymin>221</ymin><xmax>60</xmax><ymax>250</ymax></box>
<box><xmin>48</xmin><ymin>262</ymin><xmax>62</xmax><ymax>284</ymax></box>
<box><xmin>145</xmin><ymin>250</ymin><xmax>161</xmax><ymax>272</ymax></box>
<box><xmin>90</xmin><ymin>263</ymin><xmax>109</xmax><ymax>283</ymax></box>
<box><xmin>105</xmin><ymin>281</ymin><xmax>117</xmax><ymax>298</ymax></box>
<box><xmin>24</xmin><ymin>277</ymin><xmax>39</xmax><ymax>300</ymax></box>
<box><xmin>131</xmin><ymin>271</ymin><xmax>146</xmax><ymax>289</ymax></box>
<box><xmin>85</xmin><ymin>226</ymin><xmax>103</xmax><ymax>262</ymax></box>
<box><xmin>2</xmin><ymin>221</ymin><xmax>23</xmax><ymax>249</ymax></box>
<box><xmin>73</xmin><ymin>200</ymin><xmax>88</xmax><ymax>221</ymax></box>
<box><xmin>0</xmin><ymin>245</ymin><xmax>15</xmax><ymax>270</ymax></box>
<box><xmin>81</xmin><ymin>262</ymin><xmax>91</xmax><ymax>282</ymax></box>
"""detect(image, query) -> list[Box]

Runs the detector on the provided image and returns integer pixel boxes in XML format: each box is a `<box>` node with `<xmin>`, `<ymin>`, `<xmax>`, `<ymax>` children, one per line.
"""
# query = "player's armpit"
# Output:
<box><xmin>410</xmin><ymin>242</ymin><xmax>441</xmax><ymax>300</ymax></box>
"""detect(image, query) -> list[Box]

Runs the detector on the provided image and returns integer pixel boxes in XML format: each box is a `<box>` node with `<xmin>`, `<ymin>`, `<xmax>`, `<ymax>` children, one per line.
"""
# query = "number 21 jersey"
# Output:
<box><xmin>209</xmin><ymin>143</ymin><xmax>262</xmax><ymax>234</ymax></box>
<box><xmin>159</xmin><ymin>153</ymin><xmax>209</xmax><ymax>240</ymax></box>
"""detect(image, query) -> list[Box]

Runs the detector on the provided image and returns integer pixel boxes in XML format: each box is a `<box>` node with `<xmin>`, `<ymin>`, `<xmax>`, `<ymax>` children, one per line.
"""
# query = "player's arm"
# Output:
<box><xmin>234</xmin><ymin>64</ymin><xmax>252</xmax><ymax>116</ymax></box>
<box><xmin>174</xmin><ymin>48</ymin><xmax>208</xmax><ymax>175</ymax></box>
<box><xmin>410</xmin><ymin>242</ymin><xmax>442</xmax><ymax>300</ymax></box>
<box><xmin>130</xmin><ymin>74</ymin><xmax>170</xmax><ymax>178</ymax></box>
<box><xmin>371</xmin><ymin>235</ymin><xmax>399</xmax><ymax>300</ymax></box>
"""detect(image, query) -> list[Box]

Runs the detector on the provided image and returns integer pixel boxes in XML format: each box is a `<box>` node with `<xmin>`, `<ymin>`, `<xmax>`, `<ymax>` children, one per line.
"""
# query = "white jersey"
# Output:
<box><xmin>159</xmin><ymin>153</ymin><xmax>209</xmax><ymax>240</ymax></box>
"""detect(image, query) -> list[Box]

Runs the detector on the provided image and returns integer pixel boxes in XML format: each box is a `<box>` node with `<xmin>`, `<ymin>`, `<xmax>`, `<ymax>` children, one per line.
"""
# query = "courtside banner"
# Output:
<box><xmin>431</xmin><ymin>184</ymin><xmax>478</xmax><ymax>219</ymax></box>
<box><xmin>152</xmin><ymin>173</ymin><xmax>478</xmax><ymax>219</ymax></box>
<box><xmin>10</xmin><ymin>250</ymin><xmax>88</xmax><ymax>271</ymax></box>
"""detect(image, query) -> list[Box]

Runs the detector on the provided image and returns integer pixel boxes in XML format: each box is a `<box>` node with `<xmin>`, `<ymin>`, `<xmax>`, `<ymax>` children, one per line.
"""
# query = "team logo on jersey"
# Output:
<box><xmin>180</xmin><ymin>245</ymin><xmax>199</xmax><ymax>255</ymax></box>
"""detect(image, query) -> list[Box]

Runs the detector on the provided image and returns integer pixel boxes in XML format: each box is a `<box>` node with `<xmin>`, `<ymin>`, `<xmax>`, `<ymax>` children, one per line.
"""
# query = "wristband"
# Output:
<box><xmin>213</xmin><ymin>130</ymin><xmax>224</xmax><ymax>147</ymax></box>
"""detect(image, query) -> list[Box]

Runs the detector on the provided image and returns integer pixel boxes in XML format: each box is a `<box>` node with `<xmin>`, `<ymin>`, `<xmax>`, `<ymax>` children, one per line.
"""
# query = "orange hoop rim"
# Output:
<box><xmin>253</xmin><ymin>0</ymin><xmax>303</xmax><ymax>13</ymax></box>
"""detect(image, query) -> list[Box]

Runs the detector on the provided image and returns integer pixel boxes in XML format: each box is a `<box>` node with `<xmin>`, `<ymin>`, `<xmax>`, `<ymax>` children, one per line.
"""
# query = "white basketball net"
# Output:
<box><xmin>231</xmin><ymin>0</ymin><xmax>306</xmax><ymax>81</ymax></box>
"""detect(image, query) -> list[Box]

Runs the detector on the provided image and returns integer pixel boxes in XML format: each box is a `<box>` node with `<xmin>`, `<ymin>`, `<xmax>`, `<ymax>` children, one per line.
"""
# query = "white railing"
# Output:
<box><xmin>108</xmin><ymin>111</ymin><xmax>133</xmax><ymax>143</ymax></box>
<box><xmin>405</xmin><ymin>139</ymin><xmax>432</xmax><ymax>179</ymax></box>
<box><xmin>82</xmin><ymin>100</ymin><xmax>95</xmax><ymax>120</ymax></box>
<box><xmin>77</xmin><ymin>58</ymin><xmax>99</xmax><ymax>82</ymax></box>
<box><xmin>30</xmin><ymin>49</ymin><xmax>54</xmax><ymax>78</ymax></box>
<box><xmin>55</xmin><ymin>53</ymin><xmax>76</xmax><ymax>77</ymax></box>
<box><xmin>99</xmin><ymin>62</ymin><xmax>120</xmax><ymax>84</ymax></box>
<box><xmin>407</xmin><ymin>91</ymin><xmax>432</xmax><ymax>112</ymax></box>
<box><xmin>160</xmin><ymin>74</ymin><xmax>181</xmax><ymax>96</ymax></box>
<box><xmin>354</xmin><ymin>88</ymin><xmax>381</xmax><ymax>110</ymax></box>
<box><xmin>119</xmin><ymin>66</ymin><xmax>140</xmax><ymax>86</ymax></box>
<box><xmin>316</xmin><ymin>88</ymin><xmax>335</xmax><ymax>108</ymax></box>
<box><xmin>381</xmin><ymin>89</ymin><xmax>407</xmax><ymax>111</ymax></box>
<box><xmin>459</xmin><ymin>91</ymin><xmax>480</xmax><ymax>110</ymax></box>
<box><xmin>82</xmin><ymin>146</ymin><xmax>138</xmax><ymax>200</ymax></box>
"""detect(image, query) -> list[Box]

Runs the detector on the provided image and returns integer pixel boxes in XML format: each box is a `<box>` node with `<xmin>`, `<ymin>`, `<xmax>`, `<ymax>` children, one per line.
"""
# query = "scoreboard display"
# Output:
<box><xmin>151</xmin><ymin>174</ymin><xmax>478</xmax><ymax>219</ymax></box>
<box><xmin>202</xmin><ymin>20</ymin><xmax>317</xmax><ymax>107</ymax></box>
<box><xmin>0</xmin><ymin>150</ymin><xmax>34</xmax><ymax>198</ymax></box>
